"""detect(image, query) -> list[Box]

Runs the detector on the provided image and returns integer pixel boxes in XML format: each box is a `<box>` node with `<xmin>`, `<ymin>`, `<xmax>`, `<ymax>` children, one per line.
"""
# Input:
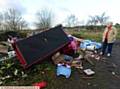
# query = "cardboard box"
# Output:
<box><xmin>52</xmin><ymin>52</ymin><xmax>65</xmax><ymax>64</ymax></box>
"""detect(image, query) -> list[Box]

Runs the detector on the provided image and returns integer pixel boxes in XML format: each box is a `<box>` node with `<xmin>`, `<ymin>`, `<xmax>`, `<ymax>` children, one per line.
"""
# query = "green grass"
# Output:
<box><xmin>71</xmin><ymin>29</ymin><xmax>120</xmax><ymax>42</ymax></box>
<box><xmin>72</xmin><ymin>30</ymin><xmax>102</xmax><ymax>42</ymax></box>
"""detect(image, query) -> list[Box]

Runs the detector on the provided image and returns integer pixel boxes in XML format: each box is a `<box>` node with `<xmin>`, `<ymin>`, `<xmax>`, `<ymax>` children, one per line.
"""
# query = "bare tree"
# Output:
<box><xmin>19</xmin><ymin>19</ymin><xmax>28</xmax><ymax>30</ymax></box>
<box><xmin>4</xmin><ymin>8</ymin><xmax>27</xmax><ymax>30</ymax></box>
<box><xmin>0</xmin><ymin>13</ymin><xmax>3</xmax><ymax>30</ymax></box>
<box><xmin>0</xmin><ymin>13</ymin><xmax>3</xmax><ymax>24</ymax></box>
<box><xmin>35</xmin><ymin>9</ymin><xmax>53</xmax><ymax>30</ymax></box>
<box><xmin>87</xmin><ymin>12</ymin><xmax>109</xmax><ymax>26</ymax></box>
<box><xmin>87</xmin><ymin>16</ymin><xmax>98</xmax><ymax>25</ymax></box>
<box><xmin>65</xmin><ymin>14</ymin><xmax>79</xmax><ymax>27</ymax></box>
<box><xmin>96</xmin><ymin>12</ymin><xmax>109</xmax><ymax>25</ymax></box>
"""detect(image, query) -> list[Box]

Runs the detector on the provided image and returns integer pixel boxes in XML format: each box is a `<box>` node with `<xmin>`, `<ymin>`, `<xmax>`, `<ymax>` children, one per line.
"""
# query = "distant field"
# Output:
<box><xmin>65</xmin><ymin>28</ymin><xmax>120</xmax><ymax>42</ymax></box>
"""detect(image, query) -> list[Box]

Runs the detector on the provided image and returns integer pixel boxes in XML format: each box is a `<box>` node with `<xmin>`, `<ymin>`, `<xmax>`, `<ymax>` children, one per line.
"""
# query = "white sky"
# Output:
<box><xmin>0</xmin><ymin>0</ymin><xmax>120</xmax><ymax>28</ymax></box>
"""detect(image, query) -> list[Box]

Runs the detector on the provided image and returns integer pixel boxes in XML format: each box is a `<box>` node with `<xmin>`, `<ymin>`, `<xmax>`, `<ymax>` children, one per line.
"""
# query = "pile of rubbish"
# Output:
<box><xmin>0</xmin><ymin>58</ymin><xmax>27</xmax><ymax>85</ymax></box>
<box><xmin>80</xmin><ymin>40</ymin><xmax>102</xmax><ymax>51</ymax></box>
<box><xmin>0</xmin><ymin>25</ymin><xmax>103</xmax><ymax>87</ymax></box>
<box><xmin>0</xmin><ymin>43</ymin><xmax>16</xmax><ymax>62</ymax></box>
<box><xmin>50</xmin><ymin>34</ymin><xmax>102</xmax><ymax>78</ymax></box>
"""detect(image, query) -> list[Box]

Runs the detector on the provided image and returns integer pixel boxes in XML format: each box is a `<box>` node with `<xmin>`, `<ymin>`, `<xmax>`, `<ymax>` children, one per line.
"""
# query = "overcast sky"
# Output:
<box><xmin>0</xmin><ymin>0</ymin><xmax>120</xmax><ymax>28</ymax></box>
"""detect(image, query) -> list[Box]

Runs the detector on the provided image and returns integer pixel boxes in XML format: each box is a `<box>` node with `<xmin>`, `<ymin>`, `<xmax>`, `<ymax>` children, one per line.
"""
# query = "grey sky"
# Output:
<box><xmin>0</xmin><ymin>0</ymin><xmax>120</xmax><ymax>28</ymax></box>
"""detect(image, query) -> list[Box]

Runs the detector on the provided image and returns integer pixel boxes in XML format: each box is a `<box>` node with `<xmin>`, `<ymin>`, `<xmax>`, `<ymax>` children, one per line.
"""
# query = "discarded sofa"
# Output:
<box><xmin>14</xmin><ymin>25</ymin><xmax>70</xmax><ymax>68</ymax></box>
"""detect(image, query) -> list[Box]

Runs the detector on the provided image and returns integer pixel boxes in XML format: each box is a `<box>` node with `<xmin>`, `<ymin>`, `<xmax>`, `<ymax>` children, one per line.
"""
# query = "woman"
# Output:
<box><xmin>100</xmin><ymin>22</ymin><xmax>117</xmax><ymax>57</ymax></box>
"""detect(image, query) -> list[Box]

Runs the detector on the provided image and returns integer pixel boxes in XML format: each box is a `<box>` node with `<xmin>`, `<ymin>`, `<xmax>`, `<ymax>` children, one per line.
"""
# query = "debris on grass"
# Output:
<box><xmin>83</xmin><ymin>69</ymin><xmax>95</xmax><ymax>76</ymax></box>
<box><xmin>33</xmin><ymin>81</ymin><xmax>47</xmax><ymax>89</ymax></box>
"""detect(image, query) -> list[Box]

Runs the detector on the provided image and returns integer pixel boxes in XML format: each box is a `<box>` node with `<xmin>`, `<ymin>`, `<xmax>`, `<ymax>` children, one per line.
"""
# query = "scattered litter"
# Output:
<box><xmin>33</xmin><ymin>81</ymin><xmax>47</xmax><ymax>89</ymax></box>
<box><xmin>86</xmin><ymin>58</ymin><xmax>94</xmax><ymax>65</ymax></box>
<box><xmin>80</xmin><ymin>40</ymin><xmax>102</xmax><ymax>50</ymax></box>
<box><xmin>0</xmin><ymin>57</ymin><xmax>7</xmax><ymax>62</ymax></box>
<box><xmin>5</xmin><ymin>75</ymin><xmax>11</xmax><ymax>79</ymax></box>
<box><xmin>74</xmin><ymin>55</ymin><xmax>83</xmax><ymax>60</ymax></box>
<box><xmin>1</xmin><ymin>75</ymin><xmax>11</xmax><ymax>80</ymax></box>
<box><xmin>83</xmin><ymin>69</ymin><xmax>95</xmax><ymax>76</ymax></box>
<box><xmin>111</xmin><ymin>63</ymin><xmax>117</xmax><ymax>68</ymax></box>
<box><xmin>71</xmin><ymin>60</ymin><xmax>83</xmax><ymax>69</ymax></box>
<box><xmin>1</xmin><ymin>77</ymin><xmax>5</xmax><ymax>80</ymax></box>
<box><xmin>0</xmin><ymin>44</ymin><xmax>8</xmax><ymax>54</ymax></box>
<box><xmin>86</xmin><ymin>45</ymin><xmax>95</xmax><ymax>51</ymax></box>
<box><xmin>14</xmin><ymin>69</ymin><xmax>18</xmax><ymax>76</ymax></box>
<box><xmin>41</xmin><ymin>71</ymin><xmax>45</xmax><ymax>74</ymax></box>
<box><xmin>22</xmin><ymin>74</ymin><xmax>27</xmax><ymax>78</ymax></box>
<box><xmin>64</xmin><ymin>55</ymin><xmax>73</xmax><ymax>61</ymax></box>
<box><xmin>82</xmin><ymin>51</ymin><xmax>94</xmax><ymax>65</ymax></box>
<box><xmin>111</xmin><ymin>72</ymin><xmax>120</xmax><ymax>79</ymax></box>
<box><xmin>91</xmin><ymin>54</ymin><xmax>95</xmax><ymax>58</ymax></box>
<box><xmin>87</xmin><ymin>82</ymin><xmax>91</xmax><ymax>86</ymax></box>
<box><xmin>0</xmin><ymin>81</ymin><xmax>3</xmax><ymax>85</ymax></box>
<box><xmin>21</xmin><ymin>71</ymin><xmax>27</xmax><ymax>78</ymax></box>
<box><xmin>57</xmin><ymin>63</ymin><xmax>71</xmax><ymax>78</ymax></box>
<box><xmin>8</xmin><ymin>51</ymin><xmax>16</xmax><ymax>58</ymax></box>
<box><xmin>76</xmin><ymin>66</ymin><xmax>83</xmax><ymax>69</ymax></box>
<box><xmin>95</xmin><ymin>55</ymin><xmax>101</xmax><ymax>61</ymax></box>
<box><xmin>112</xmin><ymin>72</ymin><xmax>115</xmax><ymax>75</ymax></box>
<box><xmin>52</xmin><ymin>52</ymin><xmax>65</xmax><ymax>65</ymax></box>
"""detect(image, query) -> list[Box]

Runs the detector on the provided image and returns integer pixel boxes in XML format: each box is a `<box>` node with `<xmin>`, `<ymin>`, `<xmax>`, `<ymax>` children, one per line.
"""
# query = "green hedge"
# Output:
<box><xmin>0</xmin><ymin>31</ymin><xmax>28</xmax><ymax>41</ymax></box>
<box><xmin>0</xmin><ymin>32</ymin><xmax>8</xmax><ymax>41</ymax></box>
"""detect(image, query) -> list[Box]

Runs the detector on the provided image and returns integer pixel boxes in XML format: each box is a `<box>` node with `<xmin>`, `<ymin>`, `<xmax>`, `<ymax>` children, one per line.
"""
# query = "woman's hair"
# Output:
<box><xmin>107</xmin><ymin>22</ymin><xmax>113</xmax><ymax>25</ymax></box>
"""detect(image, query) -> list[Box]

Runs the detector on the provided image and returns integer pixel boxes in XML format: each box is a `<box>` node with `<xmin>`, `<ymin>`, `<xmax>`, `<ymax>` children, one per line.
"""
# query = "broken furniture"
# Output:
<box><xmin>14</xmin><ymin>25</ymin><xmax>70</xmax><ymax>68</ymax></box>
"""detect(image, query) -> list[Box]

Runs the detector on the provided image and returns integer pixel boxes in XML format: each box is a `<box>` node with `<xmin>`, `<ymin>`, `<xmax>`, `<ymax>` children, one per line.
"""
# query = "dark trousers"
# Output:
<box><xmin>102</xmin><ymin>40</ymin><xmax>113</xmax><ymax>54</ymax></box>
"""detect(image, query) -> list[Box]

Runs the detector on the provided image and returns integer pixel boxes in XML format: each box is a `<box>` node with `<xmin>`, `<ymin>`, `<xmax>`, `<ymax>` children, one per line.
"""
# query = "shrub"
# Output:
<box><xmin>19</xmin><ymin>31</ymin><xmax>28</xmax><ymax>38</ymax></box>
<box><xmin>0</xmin><ymin>31</ymin><xmax>28</xmax><ymax>41</ymax></box>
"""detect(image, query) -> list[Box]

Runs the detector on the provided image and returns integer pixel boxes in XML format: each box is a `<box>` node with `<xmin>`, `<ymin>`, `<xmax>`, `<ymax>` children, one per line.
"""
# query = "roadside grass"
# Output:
<box><xmin>72</xmin><ymin>30</ymin><xmax>102</xmax><ymax>42</ymax></box>
<box><xmin>71</xmin><ymin>29</ymin><xmax>120</xmax><ymax>42</ymax></box>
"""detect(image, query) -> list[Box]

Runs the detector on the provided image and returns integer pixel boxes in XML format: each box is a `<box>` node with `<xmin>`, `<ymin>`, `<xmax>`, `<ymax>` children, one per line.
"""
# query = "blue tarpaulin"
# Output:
<box><xmin>80</xmin><ymin>40</ymin><xmax>102</xmax><ymax>50</ymax></box>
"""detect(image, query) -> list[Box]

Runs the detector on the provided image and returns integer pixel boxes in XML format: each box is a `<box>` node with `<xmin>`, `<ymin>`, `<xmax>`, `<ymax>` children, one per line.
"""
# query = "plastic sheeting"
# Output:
<box><xmin>80</xmin><ymin>40</ymin><xmax>102</xmax><ymax>50</ymax></box>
